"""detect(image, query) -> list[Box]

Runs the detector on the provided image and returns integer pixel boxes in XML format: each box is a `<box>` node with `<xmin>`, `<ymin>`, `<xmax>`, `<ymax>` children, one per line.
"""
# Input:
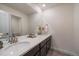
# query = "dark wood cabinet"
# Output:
<box><xmin>23</xmin><ymin>35</ymin><xmax>52</xmax><ymax>56</ymax></box>
<box><xmin>23</xmin><ymin>44</ymin><xmax>40</xmax><ymax>56</ymax></box>
<box><xmin>46</xmin><ymin>38</ymin><xmax>51</xmax><ymax>54</ymax></box>
<box><xmin>40</xmin><ymin>44</ymin><xmax>47</xmax><ymax>56</ymax></box>
<box><xmin>34</xmin><ymin>51</ymin><xmax>40</xmax><ymax>56</ymax></box>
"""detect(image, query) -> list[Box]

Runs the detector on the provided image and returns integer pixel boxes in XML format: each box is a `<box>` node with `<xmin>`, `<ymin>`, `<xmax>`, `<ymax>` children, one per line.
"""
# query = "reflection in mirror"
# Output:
<box><xmin>11</xmin><ymin>15</ymin><xmax>22</xmax><ymax>36</ymax></box>
<box><xmin>0</xmin><ymin>10</ymin><xmax>10</xmax><ymax>39</ymax></box>
<box><xmin>0</xmin><ymin>10</ymin><xmax>22</xmax><ymax>47</ymax></box>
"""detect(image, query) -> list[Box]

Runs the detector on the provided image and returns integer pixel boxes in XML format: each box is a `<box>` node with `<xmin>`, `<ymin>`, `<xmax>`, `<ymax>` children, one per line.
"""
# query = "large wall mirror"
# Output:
<box><xmin>0</xmin><ymin>10</ymin><xmax>22</xmax><ymax>41</ymax></box>
<box><xmin>11</xmin><ymin>15</ymin><xmax>22</xmax><ymax>36</ymax></box>
<box><xmin>0</xmin><ymin>10</ymin><xmax>10</xmax><ymax>39</ymax></box>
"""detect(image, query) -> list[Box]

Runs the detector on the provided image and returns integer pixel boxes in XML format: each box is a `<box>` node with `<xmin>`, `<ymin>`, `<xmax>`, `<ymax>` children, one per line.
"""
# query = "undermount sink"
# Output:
<box><xmin>6</xmin><ymin>41</ymin><xmax>29</xmax><ymax>48</ymax></box>
<box><xmin>0</xmin><ymin>42</ymin><xmax>30</xmax><ymax>55</ymax></box>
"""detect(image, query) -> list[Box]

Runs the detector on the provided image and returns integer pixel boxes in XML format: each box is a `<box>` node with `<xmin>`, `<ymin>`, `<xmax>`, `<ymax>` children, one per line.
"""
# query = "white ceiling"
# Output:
<box><xmin>3</xmin><ymin>3</ymin><xmax>37</xmax><ymax>15</ymax></box>
<box><xmin>32</xmin><ymin>3</ymin><xmax>61</xmax><ymax>11</ymax></box>
<box><xmin>3</xmin><ymin>3</ymin><xmax>62</xmax><ymax>15</ymax></box>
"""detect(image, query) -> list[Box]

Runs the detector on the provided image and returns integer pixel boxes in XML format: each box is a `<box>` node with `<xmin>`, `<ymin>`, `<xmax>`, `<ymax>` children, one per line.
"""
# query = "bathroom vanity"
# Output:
<box><xmin>23</xmin><ymin>35</ymin><xmax>51</xmax><ymax>56</ymax></box>
<box><xmin>0</xmin><ymin>34</ymin><xmax>52</xmax><ymax>56</ymax></box>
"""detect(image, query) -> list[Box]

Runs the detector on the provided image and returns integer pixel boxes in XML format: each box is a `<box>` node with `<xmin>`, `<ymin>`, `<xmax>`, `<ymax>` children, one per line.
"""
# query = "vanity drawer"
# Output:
<box><xmin>23</xmin><ymin>44</ymin><xmax>39</xmax><ymax>56</ymax></box>
<box><xmin>46</xmin><ymin>36</ymin><xmax>52</xmax><ymax>42</ymax></box>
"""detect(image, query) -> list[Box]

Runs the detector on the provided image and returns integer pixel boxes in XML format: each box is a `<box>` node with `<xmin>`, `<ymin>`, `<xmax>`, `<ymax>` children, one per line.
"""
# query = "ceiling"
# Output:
<box><xmin>2</xmin><ymin>3</ymin><xmax>62</xmax><ymax>15</ymax></box>
<box><xmin>32</xmin><ymin>3</ymin><xmax>61</xmax><ymax>11</ymax></box>
<box><xmin>3</xmin><ymin>3</ymin><xmax>37</xmax><ymax>15</ymax></box>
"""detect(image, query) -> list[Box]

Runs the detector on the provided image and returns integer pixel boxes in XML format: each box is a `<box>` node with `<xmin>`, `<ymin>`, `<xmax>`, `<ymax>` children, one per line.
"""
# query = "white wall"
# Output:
<box><xmin>29</xmin><ymin>4</ymin><xmax>75</xmax><ymax>54</ymax></box>
<box><xmin>0</xmin><ymin>4</ymin><xmax>29</xmax><ymax>35</ymax></box>
<box><xmin>73</xmin><ymin>4</ymin><xmax>79</xmax><ymax>55</ymax></box>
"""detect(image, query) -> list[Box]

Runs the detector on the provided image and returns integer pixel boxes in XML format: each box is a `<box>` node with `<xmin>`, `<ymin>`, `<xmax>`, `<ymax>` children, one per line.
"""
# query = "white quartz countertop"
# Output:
<box><xmin>0</xmin><ymin>33</ymin><xmax>51</xmax><ymax>56</ymax></box>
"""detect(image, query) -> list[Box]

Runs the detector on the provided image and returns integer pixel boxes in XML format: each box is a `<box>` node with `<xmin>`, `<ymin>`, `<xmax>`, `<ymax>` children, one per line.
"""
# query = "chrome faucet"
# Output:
<box><xmin>9</xmin><ymin>33</ymin><xmax>18</xmax><ymax>44</ymax></box>
<box><xmin>0</xmin><ymin>41</ymin><xmax>3</xmax><ymax>49</ymax></box>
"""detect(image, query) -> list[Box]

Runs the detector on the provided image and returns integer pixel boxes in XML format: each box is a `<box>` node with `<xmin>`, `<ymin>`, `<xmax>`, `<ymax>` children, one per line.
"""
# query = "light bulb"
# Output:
<box><xmin>42</xmin><ymin>4</ymin><xmax>46</xmax><ymax>7</ymax></box>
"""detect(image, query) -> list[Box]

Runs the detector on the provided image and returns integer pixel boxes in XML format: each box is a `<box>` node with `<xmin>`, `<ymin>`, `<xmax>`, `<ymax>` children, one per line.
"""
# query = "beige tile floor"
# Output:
<box><xmin>47</xmin><ymin>49</ymin><xmax>70</xmax><ymax>56</ymax></box>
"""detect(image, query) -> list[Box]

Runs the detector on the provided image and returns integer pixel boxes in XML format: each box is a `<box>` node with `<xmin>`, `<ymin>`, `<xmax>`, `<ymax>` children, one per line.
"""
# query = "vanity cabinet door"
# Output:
<box><xmin>40</xmin><ymin>36</ymin><xmax>52</xmax><ymax>56</ymax></box>
<box><xmin>40</xmin><ymin>45</ymin><xmax>47</xmax><ymax>56</ymax></box>
<box><xmin>34</xmin><ymin>51</ymin><xmax>40</xmax><ymax>56</ymax></box>
<box><xmin>40</xmin><ymin>39</ymin><xmax>47</xmax><ymax>48</ymax></box>
<box><xmin>23</xmin><ymin>45</ymin><xmax>39</xmax><ymax>56</ymax></box>
<box><xmin>40</xmin><ymin>38</ymin><xmax>47</xmax><ymax>56</ymax></box>
<box><xmin>46</xmin><ymin>39</ymin><xmax>51</xmax><ymax>54</ymax></box>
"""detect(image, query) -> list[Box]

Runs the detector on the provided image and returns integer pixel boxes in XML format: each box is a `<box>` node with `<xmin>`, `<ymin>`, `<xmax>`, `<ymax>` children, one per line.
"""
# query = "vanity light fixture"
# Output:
<box><xmin>42</xmin><ymin>4</ymin><xmax>46</xmax><ymax>7</ymax></box>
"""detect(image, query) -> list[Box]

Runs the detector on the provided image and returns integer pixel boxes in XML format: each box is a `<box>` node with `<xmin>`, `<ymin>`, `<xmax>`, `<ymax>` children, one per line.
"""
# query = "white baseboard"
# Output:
<box><xmin>51</xmin><ymin>47</ymin><xmax>77</xmax><ymax>56</ymax></box>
